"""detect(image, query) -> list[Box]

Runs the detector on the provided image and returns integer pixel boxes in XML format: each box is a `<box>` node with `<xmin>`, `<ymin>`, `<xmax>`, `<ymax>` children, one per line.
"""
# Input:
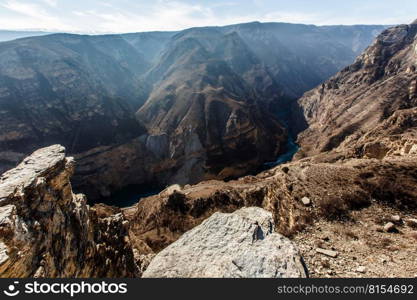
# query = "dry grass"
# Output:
<box><xmin>317</xmin><ymin>192</ymin><xmax>371</xmax><ymax>220</ymax></box>
<box><xmin>406</xmin><ymin>220</ymin><xmax>417</xmax><ymax>229</ymax></box>
<box><xmin>321</xmin><ymin>259</ymin><xmax>331</xmax><ymax>268</ymax></box>
<box><xmin>314</xmin><ymin>240</ymin><xmax>325</xmax><ymax>249</ymax></box>
<box><xmin>374</xmin><ymin>215</ymin><xmax>390</xmax><ymax>226</ymax></box>
<box><xmin>344</xmin><ymin>229</ymin><xmax>359</xmax><ymax>240</ymax></box>
<box><xmin>380</xmin><ymin>237</ymin><xmax>393</xmax><ymax>248</ymax></box>
<box><xmin>330</xmin><ymin>223</ymin><xmax>360</xmax><ymax>240</ymax></box>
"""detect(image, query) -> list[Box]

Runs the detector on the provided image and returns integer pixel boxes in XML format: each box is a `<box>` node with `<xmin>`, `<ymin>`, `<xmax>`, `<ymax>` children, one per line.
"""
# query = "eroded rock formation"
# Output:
<box><xmin>0</xmin><ymin>145</ymin><xmax>137</xmax><ymax>277</ymax></box>
<box><xmin>297</xmin><ymin>22</ymin><xmax>417</xmax><ymax>160</ymax></box>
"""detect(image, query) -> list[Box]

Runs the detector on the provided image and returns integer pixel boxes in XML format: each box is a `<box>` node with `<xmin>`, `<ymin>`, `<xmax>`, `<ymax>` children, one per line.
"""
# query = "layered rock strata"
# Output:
<box><xmin>0</xmin><ymin>145</ymin><xmax>137</xmax><ymax>277</ymax></box>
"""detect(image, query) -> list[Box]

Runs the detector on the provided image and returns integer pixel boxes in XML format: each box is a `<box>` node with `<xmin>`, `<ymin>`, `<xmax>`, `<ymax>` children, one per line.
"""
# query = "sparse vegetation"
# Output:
<box><xmin>380</xmin><ymin>237</ymin><xmax>393</xmax><ymax>248</ymax></box>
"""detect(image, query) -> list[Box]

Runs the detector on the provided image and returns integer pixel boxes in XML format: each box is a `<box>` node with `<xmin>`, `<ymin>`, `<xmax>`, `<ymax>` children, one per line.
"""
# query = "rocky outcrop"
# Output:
<box><xmin>0</xmin><ymin>145</ymin><xmax>137</xmax><ymax>277</ymax></box>
<box><xmin>142</xmin><ymin>207</ymin><xmax>307</xmax><ymax>278</ymax></box>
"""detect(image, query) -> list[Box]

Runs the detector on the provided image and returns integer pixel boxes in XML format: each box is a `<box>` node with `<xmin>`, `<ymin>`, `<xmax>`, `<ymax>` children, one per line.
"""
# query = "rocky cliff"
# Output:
<box><xmin>2</xmin><ymin>140</ymin><xmax>417</xmax><ymax>278</ymax></box>
<box><xmin>297</xmin><ymin>22</ymin><xmax>417</xmax><ymax>160</ymax></box>
<box><xmin>0</xmin><ymin>145</ymin><xmax>137</xmax><ymax>277</ymax></box>
<box><xmin>137</xmin><ymin>30</ymin><xmax>286</xmax><ymax>183</ymax></box>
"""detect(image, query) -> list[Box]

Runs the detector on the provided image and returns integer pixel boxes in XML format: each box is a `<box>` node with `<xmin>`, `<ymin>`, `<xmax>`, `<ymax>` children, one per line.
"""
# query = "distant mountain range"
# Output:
<box><xmin>0</xmin><ymin>30</ymin><xmax>53</xmax><ymax>42</ymax></box>
<box><xmin>0</xmin><ymin>22</ymin><xmax>387</xmax><ymax>200</ymax></box>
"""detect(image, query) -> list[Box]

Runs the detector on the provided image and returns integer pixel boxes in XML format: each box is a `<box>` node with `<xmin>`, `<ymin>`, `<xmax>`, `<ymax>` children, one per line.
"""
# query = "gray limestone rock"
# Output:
<box><xmin>143</xmin><ymin>207</ymin><xmax>308</xmax><ymax>278</ymax></box>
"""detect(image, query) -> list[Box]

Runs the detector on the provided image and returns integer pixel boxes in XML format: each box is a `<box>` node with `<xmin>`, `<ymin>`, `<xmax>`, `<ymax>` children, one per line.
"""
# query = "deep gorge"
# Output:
<box><xmin>0</xmin><ymin>22</ymin><xmax>386</xmax><ymax>205</ymax></box>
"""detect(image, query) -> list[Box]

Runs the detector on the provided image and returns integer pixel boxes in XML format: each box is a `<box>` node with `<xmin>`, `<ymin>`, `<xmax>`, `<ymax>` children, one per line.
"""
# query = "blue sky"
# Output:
<box><xmin>0</xmin><ymin>0</ymin><xmax>416</xmax><ymax>33</ymax></box>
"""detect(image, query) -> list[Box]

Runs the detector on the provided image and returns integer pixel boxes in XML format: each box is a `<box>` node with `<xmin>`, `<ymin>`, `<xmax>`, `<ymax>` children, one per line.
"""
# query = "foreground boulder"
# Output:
<box><xmin>142</xmin><ymin>207</ymin><xmax>308</xmax><ymax>278</ymax></box>
<box><xmin>0</xmin><ymin>145</ymin><xmax>137</xmax><ymax>277</ymax></box>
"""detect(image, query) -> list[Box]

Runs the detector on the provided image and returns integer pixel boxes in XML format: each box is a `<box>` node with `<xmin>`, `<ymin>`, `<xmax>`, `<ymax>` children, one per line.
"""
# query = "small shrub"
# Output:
<box><xmin>380</xmin><ymin>237</ymin><xmax>392</xmax><ymax>248</ymax></box>
<box><xmin>318</xmin><ymin>197</ymin><xmax>349</xmax><ymax>219</ymax></box>
<box><xmin>317</xmin><ymin>191</ymin><xmax>371</xmax><ymax>220</ymax></box>
<box><xmin>344</xmin><ymin>229</ymin><xmax>359</xmax><ymax>240</ymax></box>
<box><xmin>166</xmin><ymin>191</ymin><xmax>189</xmax><ymax>214</ymax></box>
<box><xmin>321</xmin><ymin>259</ymin><xmax>331</xmax><ymax>268</ymax></box>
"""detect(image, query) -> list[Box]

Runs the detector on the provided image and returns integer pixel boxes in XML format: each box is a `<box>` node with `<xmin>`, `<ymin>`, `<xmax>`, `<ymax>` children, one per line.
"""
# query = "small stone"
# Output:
<box><xmin>357</xmin><ymin>266</ymin><xmax>366</xmax><ymax>273</ymax></box>
<box><xmin>383</xmin><ymin>222</ymin><xmax>397</xmax><ymax>233</ymax></box>
<box><xmin>316</xmin><ymin>248</ymin><xmax>338</xmax><ymax>258</ymax></box>
<box><xmin>380</xmin><ymin>255</ymin><xmax>389</xmax><ymax>264</ymax></box>
<box><xmin>391</xmin><ymin>215</ymin><xmax>401</xmax><ymax>222</ymax></box>
<box><xmin>301</xmin><ymin>197</ymin><xmax>311</xmax><ymax>206</ymax></box>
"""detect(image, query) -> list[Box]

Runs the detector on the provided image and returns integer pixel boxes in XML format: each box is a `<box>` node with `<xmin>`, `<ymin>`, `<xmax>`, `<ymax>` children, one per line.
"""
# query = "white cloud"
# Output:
<box><xmin>0</xmin><ymin>0</ymin><xmax>413</xmax><ymax>33</ymax></box>
<box><xmin>262</xmin><ymin>11</ymin><xmax>322</xmax><ymax>25</ymax></box>
<box><xmin>42</xmin><ymin>0</ymin><xmax>58</xmax><ymax>7</ymax></box>
<box><xmin>71</xmin><ymin>1</ymin><xmax>253</xmax><ymax>33</ymax></box>
<box><xmin>0</xmin><ymin>0</ymin><xmax>77</xmax><ymax>31</ymax></box>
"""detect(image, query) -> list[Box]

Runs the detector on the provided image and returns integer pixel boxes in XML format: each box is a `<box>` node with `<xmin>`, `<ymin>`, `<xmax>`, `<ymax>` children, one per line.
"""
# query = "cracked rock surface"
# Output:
<box><xmin>142</xmin><ymin>207</ymin><xmax>308</xmax><ymax>278</ymax></box>
<box><xmin>0</xmin><ymin>145</ymin><xmax>137</xmax><ymax>277</ymax></box>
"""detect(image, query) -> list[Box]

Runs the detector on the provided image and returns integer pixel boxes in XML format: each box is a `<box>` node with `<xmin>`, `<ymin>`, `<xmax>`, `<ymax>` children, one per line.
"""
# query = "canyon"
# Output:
<box><xmin>0</xmin><ymin>22</ymin><xmax>385</xmax><ymax>201</ymax></box>
<box><xmin>1</xmin><ymin>20</ymin><xmax>417</xmax><ymax>278</ymax></box>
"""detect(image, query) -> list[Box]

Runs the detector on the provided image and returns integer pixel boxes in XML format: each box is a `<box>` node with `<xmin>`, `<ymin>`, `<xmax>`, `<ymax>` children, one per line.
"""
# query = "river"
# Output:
<box><xmin>264</xmin><ymin>133</ymin><xmax>299</xmax><ymax>168</ymax></box>
<box><xmin>264</xmin><ymin>107</ymin><xmax>300</xmax><ymax>168</ymax></box>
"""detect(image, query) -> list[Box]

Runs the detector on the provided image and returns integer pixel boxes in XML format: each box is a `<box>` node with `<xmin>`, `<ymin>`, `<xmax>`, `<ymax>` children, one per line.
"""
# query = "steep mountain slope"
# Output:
<box><xmin>129</xmin><ymin>21</ymin><xmax>417</xmax><ymax>277</ymax></box>
<box><xmin>0</xmin><ymin>33</ymin><xmax>148</xmax><ymax>162</ymax></box>
<box><xmin>137</xmin><ymin>30</ymin><xmax>285</xmax><ymax>183</ymax></box>
<box><xmin>297</xmin><ymin>22</ymin><xmax>417</xmax><ymax>160</ymax></box>
<box><xmin>220</xmin><ymin>22</ymin><xmax>386</xmax><ymax>98</ymax></box>
<box><xmin>122</xmin><ymin>31</ymin><xmax>176</xmax><ymax>63</ymax></box>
